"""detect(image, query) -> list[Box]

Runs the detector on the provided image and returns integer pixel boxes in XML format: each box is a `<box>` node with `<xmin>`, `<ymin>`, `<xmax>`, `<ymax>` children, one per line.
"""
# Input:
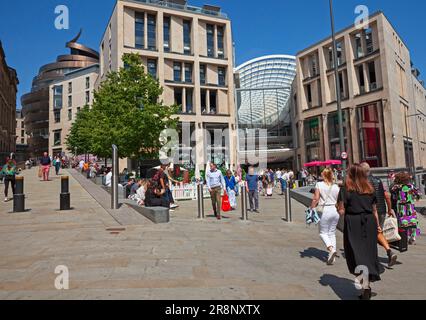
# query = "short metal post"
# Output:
<box><xmin>285</xmin><ymin>187</ymin><xmax>292</xmax><ymax>222</ymax></box>
<box><xmin>111</xmin><ymin>145</ymin><xmax>119</xmax><ymax>210</ymax></box>
<box><xmin>60</xmin><ymin>176</ymin><xmax>71</xmax><ymax>211</ymax></box>
<box><xmin>197</xmin><ymin>183</ymin><xmax>204</xmax><ymax>219</ymax></box>
<box><xmin>13</xmin><ymin>176</ymin><xmax>25</xmax><ymax>213</ymax></box>
<box><xmin>241</xmin><ymin>185</ymin><xmax>248</xmax><ymax>221</ymax></box>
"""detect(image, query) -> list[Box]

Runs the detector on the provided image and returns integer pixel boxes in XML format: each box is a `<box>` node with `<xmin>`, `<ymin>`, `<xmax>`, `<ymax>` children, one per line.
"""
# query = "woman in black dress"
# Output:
<box><xmin>337</xmin><ymin>164</ymin><xmax>384</xmax><ymax>300</ymax></box>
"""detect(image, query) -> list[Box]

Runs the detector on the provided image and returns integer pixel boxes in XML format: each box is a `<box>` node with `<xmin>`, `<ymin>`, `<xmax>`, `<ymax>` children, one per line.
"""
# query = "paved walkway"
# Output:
<box><xmin>0</xmin><ymin>168</ymin><xmax>425</xmax><ymax>300</ymax></box>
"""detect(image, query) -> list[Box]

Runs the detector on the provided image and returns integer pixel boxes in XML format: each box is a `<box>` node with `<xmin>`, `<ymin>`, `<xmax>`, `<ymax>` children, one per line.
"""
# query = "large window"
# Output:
<box><xmin>365</xmin><ymin>28</ymin><xmax>374</xmax><ymax>54</ymax></box>
<box><xmin>174</xmin><ymin>88</ymin><xmax>183</xmax><ymax>111</ymax></box>
<box><xmin>68</xmin><ymin>82</ymin><xmax>72</xmax><ymax>94</ymax></box>
<box><xmin>200</xmin><ymin>64</ymin><xmax>206</xmax><ymax>84</ymax></box>
<box><xmin>135</xmin><ymin>12</ymin><xmax>144</xmax><ymax>49</ymax></box>
<box><xmin>85</xmin><ymin>77</ymin><xmax>90</xmax><ymax>89</ymax></box>
<box><xmin>209</xmin><ymin>90</ymin><xmax>217</xmax><ymax>114</ymax></box>
<box><xmin>186</xmin><ymin>89</ymin><xmax>193</xmax><ymax>113</ymax></box>
<box><xmin>53</xmin><ymin>130</ymin><xmax>62</xmax><ymax>146</ymax></box>
<box><xmin>304</xmin><ymin>117</ymin><xmax>321</xmax><ymax>162</ymax></box>
<box><xmin>357</xmin><ymin>65</ymin><xmax>365</xmax><ymax>93</ymax></box>
<box><xmin>183</xmin><ymin>20</ymin><xmax>191</xmax><ymax>55</ymax></box>
<box><xmin>68</xmin><ymin>109</ymin><xmax>72</xmax><ymax>121</ymax></box>
<box><xmin>207</xmin><ymin>24</ymin><xmax>215</xmax><ymax>57</ymax></box>
<box><xmin>147</xmin><ymin>59</ymin><xmax>157</xmax><ymax>78</ymax></box>
<box><xmin>68</xmin><ymin>95</ymin><xmax>72</xmax><ymax>108</ymax></box>
<box><xmin>53</xmin><ymin>85</ymin><xmax>63</xmax><ymax>109</ymax></box>
<box><xmin>147</xmin><ymin>14</ymin><xmax>156</xmax><ymax>50</ymax></box>
<box><xmin>54</xmin><ymin>110</ymin><xmax>61</xmax><ymax>123</ymax></box>
<box><xmin>184</xmin><ymin>63</ymin><xmax>192</xmax><ymax>83</ymax></box>
<box><xmin>218</xmin><ymin>67</ymin><xmax>226</xmax><ymax>86</ymax></box>
<box><xmin>354</xmin><ymin>33</ymin><xmax>363</xmax><ymax>59</ymax></box>
<box><xmin>357</xmin><ymin>103</ymin><xmax>384</xmax><ymax>168</ymax></box>
<box><xmin>368</xmin><ymin>61</ymin><xmax>377</xmax><ymax>90</ymax></box>
<box><xmin>201</xmin><ymin>89</ymin><xmax>207</xmax><ymax>114</ymax></box>
<box><xmin>217</xmin><ymin>26</ymin><xmax>224</xmax><ymax>58</ymax></box>
<box><xmin>173</xmin><ymin>62</ymin><xmax>182</xmax><ymax>82</ymax></box>
<box><xmin>85</xmin><ymin>91</ymin><xmax>90</xmax><ymax>104</ymax></box>
<box><xmin>163</xmin><ymin>16</ymin><xmax>170</xmax><ymax>52</ymax></box>
<box><xmin>328</xmin><ymin>111</ymin><xmax>349</xmax><ymax>160</ymax></box>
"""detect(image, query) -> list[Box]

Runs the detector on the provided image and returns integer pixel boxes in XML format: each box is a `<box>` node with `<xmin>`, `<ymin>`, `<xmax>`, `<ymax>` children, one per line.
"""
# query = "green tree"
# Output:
<box><xmin>66</xmin><ymin>105</ymin><xmax>94</xmax><ymax>156</ymax></box>
<box><xmin>67</xmin><ymin>53</ymin><xmax>179</xmax><ymax>160</ymax></box>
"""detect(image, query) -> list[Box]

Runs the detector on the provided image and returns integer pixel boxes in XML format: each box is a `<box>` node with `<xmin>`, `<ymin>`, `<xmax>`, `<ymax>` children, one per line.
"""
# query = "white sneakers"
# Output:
<box><xmin>4</xmin><ymin>197</ymin><xmax>8</xmax><ymax>202</ymax></box>
<box><xmin>327</xmin><ymin>250</ymin><xmax>337</xmax><ymax>265</ymax></box>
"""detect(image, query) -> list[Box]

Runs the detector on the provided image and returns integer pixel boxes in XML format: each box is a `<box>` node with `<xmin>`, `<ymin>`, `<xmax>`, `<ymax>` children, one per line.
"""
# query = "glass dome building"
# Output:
<box><xmin>234</xmin><ymin>55</ymin><xmax>297</xmax><ymax>167</ymax></box>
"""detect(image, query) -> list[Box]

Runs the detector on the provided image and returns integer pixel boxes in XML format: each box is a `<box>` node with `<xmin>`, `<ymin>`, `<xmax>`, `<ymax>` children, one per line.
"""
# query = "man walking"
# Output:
<box><xmin>206</xmin><ymin>162</ymin><xmax>226</xmax><ymax>220</ymax></box>
<box><xmin>246</xmin><ymin>167</ymin><xmax>260</xmax><ymax>213</ymax></box>
<box><xmin>361</xmin><ymin>162</ymin><xmax>398</xmax><ymax>267</ymax></box>
<box><xmin>40</xmin><ymin>152</ymin><xmax>51</xmax><ymax>182</ymax></box>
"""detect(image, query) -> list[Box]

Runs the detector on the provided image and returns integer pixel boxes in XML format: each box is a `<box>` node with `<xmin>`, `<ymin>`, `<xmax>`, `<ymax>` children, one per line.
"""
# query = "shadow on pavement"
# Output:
<box><xmin>319</xmin><ymin>274</ymin><xmax>359</xmax><ymax>300</ymax></box>
<box><xmin>300</xmin><ymin>247</ymin><xmax>328</xmax><ymax>262</ymax></box>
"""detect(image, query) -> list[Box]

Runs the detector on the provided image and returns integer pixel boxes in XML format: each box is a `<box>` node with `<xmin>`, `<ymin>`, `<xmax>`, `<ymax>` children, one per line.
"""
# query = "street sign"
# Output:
<box><xmin>341</xmin><ymin>152</ymin><xmax>348</xmax><ymax>160</ymax></box>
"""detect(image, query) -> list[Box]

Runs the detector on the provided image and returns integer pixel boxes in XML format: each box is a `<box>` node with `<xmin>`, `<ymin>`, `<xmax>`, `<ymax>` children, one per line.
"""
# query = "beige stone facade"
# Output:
<box><xmin>48</xmin><ymin>65</ymin><xmax>99</xmax><ymax>157</ymax></box>
<box><xmin>16</xmin><ymin>110</ymin><xmax>28</xmax><ymax>146</ymax></box>
<box><xmin>99</xmin><ymin>0</ymin><xmax>237</xmax><ymax>169</ymax></box>
<box><xmin>294</xmin><ymin>12</ymin><xmax>426</xmax><ymax>173</ymax></box>
<box><xmin>0</xmin><ymin>41</ymin><xmax>19</xmax><ymax>159</ymax></box>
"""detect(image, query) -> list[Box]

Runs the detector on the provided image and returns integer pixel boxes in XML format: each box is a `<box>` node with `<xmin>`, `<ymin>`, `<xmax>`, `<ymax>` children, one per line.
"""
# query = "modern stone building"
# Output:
<box><xmin>48</xmin><ymin>64</ymin><xmax>99</xmax><ymax>157</ymax></box>
<box><xmin>0</xmin><ymin>41</ymin><xmax>19</xmax><ymax>160</ymax></box>
<box><xmin>100</xmin><ymin>0</ymin><xmax>237</xmax><ymax>170</ymax></box>
<box><xmin>15</xmin><ymin>110</ymin><xmax>29</xmax><ymax>162</ymax></box>
<box><xmin>21</xmin><ymin>32</ymin><xmax>99</xmax><ymax>158</ymax></box>
<box><xmin>294</xmin><ymin>12</ymin><xmax>426</xmax><ymax>177</ymax></box>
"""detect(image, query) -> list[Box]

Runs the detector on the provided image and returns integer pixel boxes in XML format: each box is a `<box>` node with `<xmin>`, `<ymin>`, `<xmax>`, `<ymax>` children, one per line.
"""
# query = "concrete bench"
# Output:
<box><xmin>124</xmin><ymin>201</ymin><xmax>170</xmax><ymax>224</ymax></box>
<box><xmin>101</xmin><ymin>185</ymin><xmax>127</xmax><ymax>200</ymax></box>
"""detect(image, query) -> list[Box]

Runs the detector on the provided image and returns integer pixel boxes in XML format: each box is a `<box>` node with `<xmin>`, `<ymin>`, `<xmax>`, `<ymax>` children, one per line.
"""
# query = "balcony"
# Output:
<box><xmin>128</xmin><ymin>0</ymin><xmax>228</xmax><ymax>19</ymax></box>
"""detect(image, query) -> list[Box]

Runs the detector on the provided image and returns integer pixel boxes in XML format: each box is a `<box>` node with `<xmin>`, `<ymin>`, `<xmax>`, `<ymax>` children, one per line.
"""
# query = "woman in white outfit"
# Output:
<box><xmin>309</xmin><ymin>168</ymin><xmax>341</xmax><ymax>265</ymax></box>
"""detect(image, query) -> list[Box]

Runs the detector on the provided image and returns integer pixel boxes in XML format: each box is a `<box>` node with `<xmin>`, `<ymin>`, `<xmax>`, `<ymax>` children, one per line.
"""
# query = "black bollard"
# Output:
<box><xmin>13</xmin><ymin>176</ymin><xmax>25</xmax><ymax>212</ymax></box>
<box><xmin>241</xmin><ymin>185</ymin><xmax>248</xmax><ymax>221</ymax></box>
<box><xmin>60</xmin><ymin>176</ymin><xmax>71</xmax><ymax>211</ymax></box>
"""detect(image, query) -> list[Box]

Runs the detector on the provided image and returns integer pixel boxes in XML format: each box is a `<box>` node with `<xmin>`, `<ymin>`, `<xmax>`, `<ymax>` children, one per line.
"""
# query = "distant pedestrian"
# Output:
<box><xmin>310</xmin><ymin>168</ymin><xmax>340</xmax><ymax>265</ymax></box>
<box><xmin>206</xmin><ymin>163</ymin><xmax>226</xmax><ymax>220</ymax></box>
<box><xmin>245</xmin><ymin>167</ymin><xmax>259</xmax><ymax>213</ymax></box>
<box><xmin>224</xmin><ymin>170</ymin><xmax>237</xmax><ymax>210</ymax></box>
<box><xmin>1</xmin><ymin>158</ymin><xmax>17</xmax><ymax>202</ymax></box>
<box><xmin>337</xmin><ymin>164</ymin><xmax>384</xmax><ymax>300</ymax></box>
<box><xmin>40</xmin><ymin>152</ymin><xmax>51</xmax><ymax>181</ymax></box>
<box><xmin>53</xmin><ymin>155</ymin><xmax>61</xmax><ymax>175</ymax></box>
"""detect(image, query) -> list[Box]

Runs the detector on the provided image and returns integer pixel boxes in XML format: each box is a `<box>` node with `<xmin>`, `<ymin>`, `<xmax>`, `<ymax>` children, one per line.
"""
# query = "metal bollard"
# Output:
<box><xmin>111</xmin><ymin>145</ymin><xmax>119</xmax><ymax>210</ymax></box>
<box><xmin>197</xmin><ymin>183</ymin><xmax>205</xmax><ymax>219</ymax></box>
<box><xmin>241</xmin><ymin>185</ymin><xmax>248</xmax><ymax>221</ymax></box>
<box><xmin>13</xmin><ymin>176</ymin><xmax>25</xmax><ymax>212</ymax></box>
<box><xmin>60</xmin><ymin>176</ymin><xmax>71</xmax><ymax>211</ymax></box>
<box><xmin>284</xmin><ymin>187</ymin><xmax>292</xmax><ymax>222</ymax></box>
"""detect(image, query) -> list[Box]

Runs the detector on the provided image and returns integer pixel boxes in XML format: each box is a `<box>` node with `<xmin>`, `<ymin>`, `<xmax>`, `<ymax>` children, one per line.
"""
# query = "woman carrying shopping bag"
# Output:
<box><xmin>224</xmin><ymin>170</ymin><xmax>237</xmax><ymax>210</ymax></box>
<box><xmin>309</xmin><ymin>168</ymin><xmax>340</xmax><ymax>265</ymax></box>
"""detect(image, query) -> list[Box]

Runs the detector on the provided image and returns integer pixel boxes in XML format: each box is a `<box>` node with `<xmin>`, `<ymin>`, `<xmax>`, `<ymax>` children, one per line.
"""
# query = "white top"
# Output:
<box><xmin>105</xmin><ymin>172</ymin><xmax>112</xmax><ymax>187</ymax></box>
<box><xmin>315</xmin><ymin>182</ymin><xmax>340</xmax><ymax>206</ymax></box>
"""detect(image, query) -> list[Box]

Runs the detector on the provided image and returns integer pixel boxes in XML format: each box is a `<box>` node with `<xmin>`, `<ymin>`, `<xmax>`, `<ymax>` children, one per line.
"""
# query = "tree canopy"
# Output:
<box><xmin>66</xmin><ymin>53</ymin><xmax>179</xmax><ymax>159</ymax></box>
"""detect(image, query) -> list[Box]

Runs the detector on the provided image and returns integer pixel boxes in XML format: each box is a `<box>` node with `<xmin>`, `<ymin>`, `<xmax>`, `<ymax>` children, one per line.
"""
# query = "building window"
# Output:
<box><xmin>21</xmin><ymin>138</ymin><xmax>25</xmax><ymax>144</ymax></box>
<box><xmin>186</xmin><ymin>88</ymin><xmax>193</xmax><ymax>113</ymax></box>
<box><xmin>217</xmin><ymin>26</ymin><xmax>224</xmax><ymax>58</ymax></box>
<box><xmin>21</xmin><ymin>130</ymin><xmax>25</xmax><ymax>138</ymax></box>
<box><xmin>200</xmin><ymin>64</ymin><xmax>206</xmax><ymax>85</ymax></box>
<box><xmin>357</xmin><ymin>103</ymin><xmax>384</xmax><ymax>168</ymax></box>
<box><xmin>354</xmin><ymin>33</ymin><xmax>363</xmax><ymax>59</ymax></box>
<box><xmin>68</xmin><ymin>95</ymin><xmax>72</xmax><ymax>108</ymax></box>
<box><xmin>86</xmin><ymin>91</ymin><xmax>90</xmax><ymax>104</ymax></box>
<box><xmin>147</xmin><ymin>59</ymin><xmax>157</xmax><ymax>78</ymax></box>
<box><xmin>135</xmin><ymin>12</ymin><xmax>145</xmax><ymax>49</ymax></box>
<box><xmin>218</xmin><ymin>67</ymin><xmax>226</xmax><ymax>86</ymax></box>
<box><xmin>328</xmin><ymin>111</ymin><xmax>349</xmax><ymax>160</ymax></box>
<box><xmin>68</xmin><ymin>82</ymin><xmax>72</xmax><ymax>94</ymax></box>
<box><xmin>54</xmin><ymin>110</ymin><xmax>61</xmax><ymax>123</ymax></box>
<box><xmin>68</xmin><ymin>109</ymin><xmax>72</xmax><ymax>121</ymax></box>
<box><xmin>209</xmin><ymin>90</ymin><xmax>217</xmax><ymax>114</ymax></box>
<box><xmin>306</xmin><ymin>84</ymin><xmax>312</xmax><ymax>106</ymax></box>
<box><xmin>147</xmin><ymin>14</ymin><xmax>156</xmax><ymax>50</ymax></box>
<box><xmin>163</xmin><ymin>16</ymin><xmax>170</xmax><ymax>52</ymax></box>
<box><xmin>184</xmin><ymin>63</ymin><xmax>192</xmax><ymax>83</ymax></box>
<box><xmin>86</xmin><ymin>77</ymin><xmax>90</xmax><ymax>89</ymax></box>
<box><xmin>201</xmin><ymin>89</ymin><xmax>207</xmax><ymax>114</ymax></box>
<box><xmin>365</xmin><ymin>28</ymin><xmax>374</xmax><ymax>54</ymax></box>
<box><xmin>207</xmin><ymin>24</ymin><xmax>215</xmax><ymax>57</ymax></box>
<box><xmin>174</xmin><ymin>88</ymin><xmax>183</xmax><ymax>111</ymax></box>
<box><xmin>304</xmin><ymin>117</ymin><xmax>321</xmax><ymax>162</ymax></box>
<box><xmin>173</xmin><ymin>62</ymin><xmax>182</xmax><ymax>82</ymax></box>
<box><xmin>368</xmin><ymin>61</ymin><xmax>377</xmax><ymax>90</ymax></box>
<box><xmin>54</xmin><ymin>130</ymin><xmax>62</xmax><ymax>146</ymax></box>
<box><xmin>357</xmin><ymin>65</ymin><xmax>365</xmax><ymax>93</ymax></box>
<box><xmin>53</xmin><ymin>85</ymin><xmax>63</xmax><ymax>109</ymax></box>
<box><xmin>183</xmin><ymin>20</ymin><xmax>192</xmax><ymax>55</ymax></box>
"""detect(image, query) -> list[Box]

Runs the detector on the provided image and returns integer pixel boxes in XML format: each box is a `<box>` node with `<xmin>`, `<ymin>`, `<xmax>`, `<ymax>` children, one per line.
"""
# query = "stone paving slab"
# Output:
<box><xmin>0</xmin><ymin>168</ymin><xmax>425</xmax><ymax>300</ymax></box>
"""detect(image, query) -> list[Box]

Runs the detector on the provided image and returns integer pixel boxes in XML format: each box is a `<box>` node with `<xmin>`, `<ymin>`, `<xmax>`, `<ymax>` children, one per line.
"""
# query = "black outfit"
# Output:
<box><xmin>4</xmin><ymin>175</ymin><xmax>16</xmax><ymax>197</ymax></box>
<box><xmin>145</xmin><ymin>188</ymin><xmax>169</xmax><ymax>208</ymax></box>
<box><xmin>338</xmin><ymin>188</ymin><xmax>384</xmax><ymax>282</ymax></box>
<box><xmin>368</xmin><ymin>175</ymin><xmax>387</xmax><ymax>228</ymax></box>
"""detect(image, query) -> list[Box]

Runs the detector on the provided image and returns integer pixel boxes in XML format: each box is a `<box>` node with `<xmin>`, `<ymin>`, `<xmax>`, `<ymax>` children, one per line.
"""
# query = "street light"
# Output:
<box><xmin>329</xmin><ymin>0</ymin><xmax>347</xmax><ymax>176</ymax></box>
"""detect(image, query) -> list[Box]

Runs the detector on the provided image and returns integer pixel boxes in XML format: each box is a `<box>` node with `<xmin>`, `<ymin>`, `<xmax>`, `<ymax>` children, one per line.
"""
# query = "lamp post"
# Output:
<box><xmin>329</xmin><ymin>0</ymin><xmax>347</xmax><ymax>176</ymax></box>
<box><xmin>406</xmin><ymin>113</ymin><xmax>421</xmax><ymax>183</ymax></box>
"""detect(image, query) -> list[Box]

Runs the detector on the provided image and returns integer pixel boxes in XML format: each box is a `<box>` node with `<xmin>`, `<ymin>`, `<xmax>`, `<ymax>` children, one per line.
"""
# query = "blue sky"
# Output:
<box><xmin>1</xmin><ymin>0</ymin><xmax>425</xmax><ymax>108</ymax></box>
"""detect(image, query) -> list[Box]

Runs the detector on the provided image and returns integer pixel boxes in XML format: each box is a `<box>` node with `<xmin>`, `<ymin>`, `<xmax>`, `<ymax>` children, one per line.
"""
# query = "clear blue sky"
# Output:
<box><xmin>1</xmin><ymin>0</ymin><xmax>425</xmax><ymax>108</ymax></box>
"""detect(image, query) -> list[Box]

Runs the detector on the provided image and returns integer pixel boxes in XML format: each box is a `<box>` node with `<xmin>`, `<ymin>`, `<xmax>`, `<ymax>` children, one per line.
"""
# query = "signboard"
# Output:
<box><xmin>341</xmin><ymin>152</ymin><xmax>348</xmax><ymax>160</ymax></box>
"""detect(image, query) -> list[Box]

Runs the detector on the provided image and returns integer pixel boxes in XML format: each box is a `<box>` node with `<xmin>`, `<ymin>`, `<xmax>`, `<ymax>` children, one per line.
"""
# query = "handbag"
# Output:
<box><xmin>383</xmin><ymin>214</ymin><xmax>402</xmax><ymax>243</ymax></box>
<box><xmin>221</xmin><ymin>192</ymin><xmax>231</xmax><ymax>212</ymax></box>
<box><xmin>306</xmin><ymin>208</ymin><xmax>321</xmax><ymax>226</ymax></box>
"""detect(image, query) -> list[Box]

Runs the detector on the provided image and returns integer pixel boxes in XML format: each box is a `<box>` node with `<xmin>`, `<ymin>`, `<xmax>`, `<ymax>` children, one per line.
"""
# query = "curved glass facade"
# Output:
<box><xmin>235</xmin><ymin>55</ymin><xmax>296</xmax><ymax>166</ymax></box>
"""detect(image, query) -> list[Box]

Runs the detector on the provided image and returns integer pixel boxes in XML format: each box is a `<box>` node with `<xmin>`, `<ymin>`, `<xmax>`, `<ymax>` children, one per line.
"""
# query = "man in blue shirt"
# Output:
<box><xmin>206</xmin><ymin>162</ymin><xmax>226</xmax><ymax>220</ymax></box>
<box><xmin>245</xmin><ymin>167</ymin><xmax>259</xmax><ymax>213</ymax></box>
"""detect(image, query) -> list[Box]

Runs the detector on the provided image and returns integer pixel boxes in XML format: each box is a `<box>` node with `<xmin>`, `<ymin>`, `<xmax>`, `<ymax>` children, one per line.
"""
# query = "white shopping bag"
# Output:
<box><xmin>383</xmin><ymin>214</ymin><xmax>401</xmax><ymax>243</ymax></box>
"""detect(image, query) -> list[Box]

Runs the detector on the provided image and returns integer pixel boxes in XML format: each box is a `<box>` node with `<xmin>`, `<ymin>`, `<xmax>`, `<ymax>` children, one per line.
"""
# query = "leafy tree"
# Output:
<box><xmin>66</xmin><ymin>105</ymin><xmax>94</xmax><ymax>156</ymax></box>
<box><xmin>67</xmin><ymin>53</ymin><xmax>179</xmax><ymax>160</ymax></box>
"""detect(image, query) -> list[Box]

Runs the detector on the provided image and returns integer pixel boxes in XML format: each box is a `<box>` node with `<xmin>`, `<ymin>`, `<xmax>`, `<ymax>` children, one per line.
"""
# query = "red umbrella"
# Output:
<box><xmin>322</xmin><ymin>160</ymin><xmax>342</xmax><ymax>166</ymax></box>
<box><xmin>304</xmin><ymin>161</ymin><xmax>323</xmax><ymax>167</ymax></box>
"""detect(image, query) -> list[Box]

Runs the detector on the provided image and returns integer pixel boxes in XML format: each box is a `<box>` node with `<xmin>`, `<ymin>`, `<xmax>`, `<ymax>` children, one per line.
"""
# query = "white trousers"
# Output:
<box><xmin>319</xmin><ymin>206</ymin><xmax>340</xmax><ymax>250</ymax></box>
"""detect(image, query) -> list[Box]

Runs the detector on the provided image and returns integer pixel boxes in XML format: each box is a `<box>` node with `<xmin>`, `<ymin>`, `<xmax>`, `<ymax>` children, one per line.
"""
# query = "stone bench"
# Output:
<box><xmin>124</xmin><ymin>201</ymin><xmax>170</xmax><ymax>224</ymax></box>
<box><xmin>101</xmin><ymin>185</ymin><xmax>127</xmax><ymax>200</ymax></box>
